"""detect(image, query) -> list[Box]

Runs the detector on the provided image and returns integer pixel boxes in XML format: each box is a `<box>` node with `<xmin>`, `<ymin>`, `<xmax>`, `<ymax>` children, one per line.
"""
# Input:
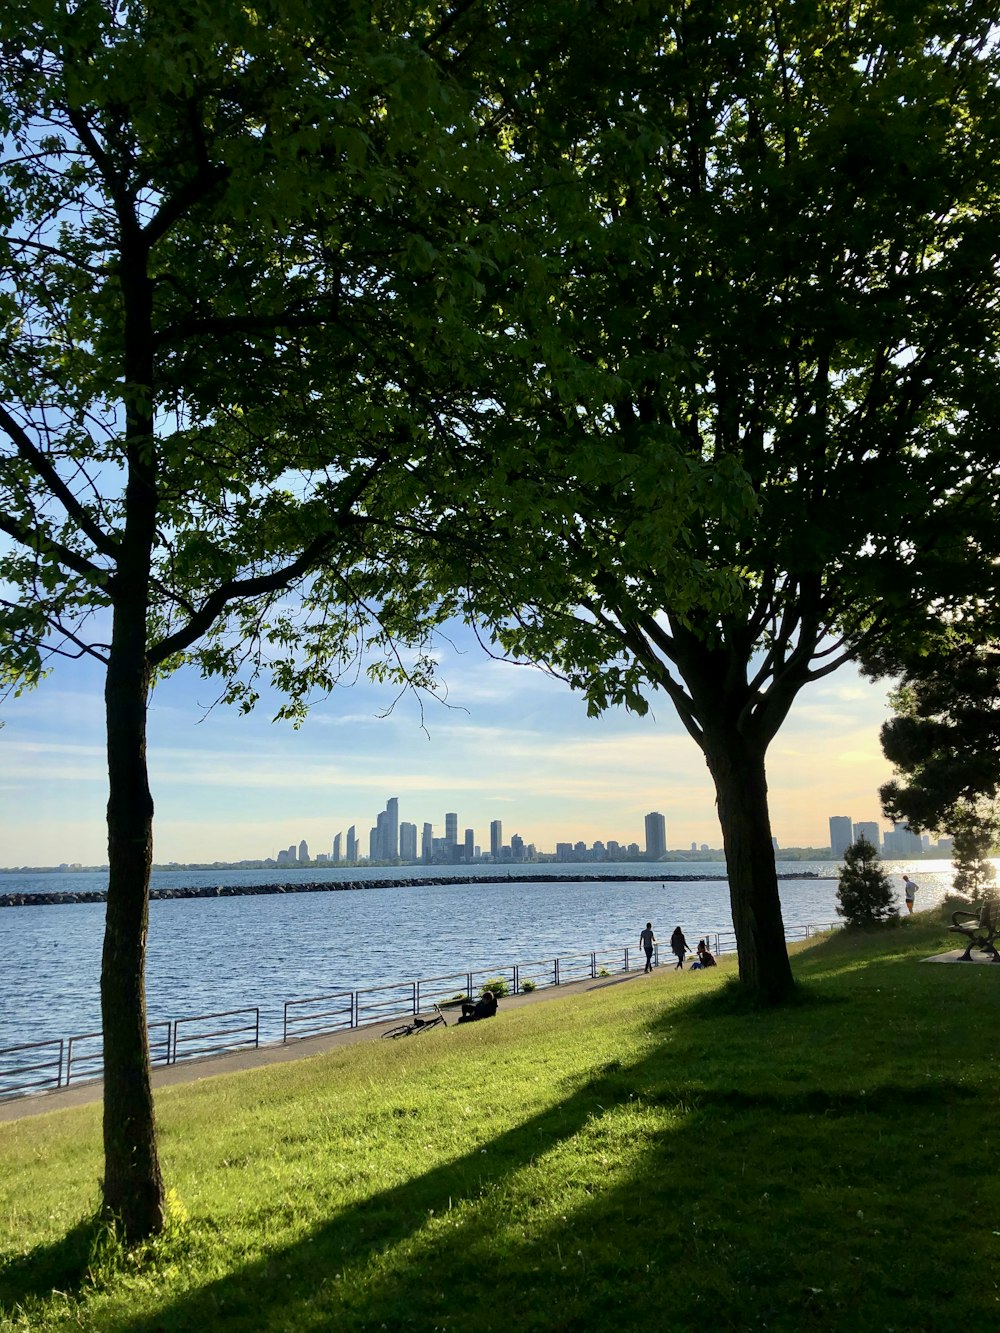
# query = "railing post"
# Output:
<box><xmin>466</xmin><ymin>972</ymin><xmax>472</xmax><ymax>1000</ymax></box>
<box><xmin>57</xmin><ymin>1038</ymin><xmax>64</xmax><ymax>1089</ymax></box>
<box><xmin>554</xmin><ymin>958</ymin><xmax>560</xmax><ymax>986</ymax></box>
<box><xmin>590</xmin><ymin>952</ymin><xmax>596</xmax><ymax>979</ymax></box>
<box><xmin>170</xmin><ymin>1019</ymin><xmax>177</xmax><ymax>1065</ymax></box>
<box><xmin>254</xmin><ymin>1008</ymin><xmax>260</xmax><ymax>1049</ymax></box>
<box><xmin>513</xmin><ymin>964</ymin><xmax>519</xmax><ymax>994</ymax></box>
<box><xmin>411</xmin><ymin>981</ymin><xmax>417</xmax><ymax>1015</ymax></box>
<box><xmin>625</xmin><ymin>947</ymin><xmax>630</xmax><ymax>972</ymax></box>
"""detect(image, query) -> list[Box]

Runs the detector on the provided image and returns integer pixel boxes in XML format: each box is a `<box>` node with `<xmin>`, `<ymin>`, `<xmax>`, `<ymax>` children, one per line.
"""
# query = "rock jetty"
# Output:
<box><xmin>0</xmin><ymin>869</ymin><xmax>820</xmax><ymax>908</ymax></box>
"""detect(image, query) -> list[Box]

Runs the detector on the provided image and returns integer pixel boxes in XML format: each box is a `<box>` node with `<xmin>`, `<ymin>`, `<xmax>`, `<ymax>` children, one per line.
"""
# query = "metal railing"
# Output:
<box><xmin>283</xmin><ymin>991</ymin><xmax>354</xmax><ymax>1043</ymax></box>
<box><xmin>65</xmin><ymin>1022</ymin><xmax>172</xmax><ymax>1087</ymax></box>
<box><xmin>2</xmin><ymin>919</ymin><xmax>843</xmax><ymax>1102</ymax></box>
<box><xmin>0</xmin><ymin>1038</ymin><xmax>64</xmax><ymax>1100</ymax></box>
<box><xmin>172</xmin><ymin>1008</ymin><xmax>259</xmax><ymax>1064</ymax></box>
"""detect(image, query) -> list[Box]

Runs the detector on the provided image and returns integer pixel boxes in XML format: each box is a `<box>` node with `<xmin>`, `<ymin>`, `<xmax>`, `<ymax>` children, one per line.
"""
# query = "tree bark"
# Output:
<box><xmin>702</xmin><ymin>732</ymin><xmax>797</xmax><ymax>1003</ymax></box>
<box><xmin>101</xmin><ymin>597</ymin><xmax>164</xmax><ymax>1239</ymax></box>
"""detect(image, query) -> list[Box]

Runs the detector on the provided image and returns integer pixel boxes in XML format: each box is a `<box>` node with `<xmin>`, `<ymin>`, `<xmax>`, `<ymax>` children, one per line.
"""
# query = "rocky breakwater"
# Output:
<box><xmin>0</xmin><ymin>868</ymin><xmax>819</xmax><ymax>908</ymax></box>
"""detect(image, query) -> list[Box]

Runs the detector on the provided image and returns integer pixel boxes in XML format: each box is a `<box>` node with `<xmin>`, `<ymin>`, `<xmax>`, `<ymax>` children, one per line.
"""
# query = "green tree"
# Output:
<box><xmin>872</xmin><ymin>643</ymin><xmax>1000</xmax><ymax>899</ymax></box>
<box><xmin>442</xmin><ymin>0</ymin><xmax>1000</xmax><ymax>1002</ymax></box>
<box><xmin>950</xmin><ymin>808</ymin><xmax>998</xmax><ymax>902</ymax></box>
<box><xmin>835</xmin><ymin>837</ymin><xmax>898</xmax><ymax>929</ymax></box>
<box><xmin>0</xmin><ymin>0</ymin><xmax>510</xmax><ymax>1240</ymax></box>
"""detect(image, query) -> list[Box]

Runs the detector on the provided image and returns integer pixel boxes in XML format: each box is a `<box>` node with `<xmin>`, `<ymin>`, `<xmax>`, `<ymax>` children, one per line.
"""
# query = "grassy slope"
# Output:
<box><xmin>1</xmin><ymin>911</ymin><xmax>998</xmax><ymax>1331</ymax></box>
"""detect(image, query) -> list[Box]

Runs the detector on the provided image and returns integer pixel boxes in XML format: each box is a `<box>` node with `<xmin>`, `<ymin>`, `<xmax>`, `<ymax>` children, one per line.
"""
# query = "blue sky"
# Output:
<box><xmin>0</xmin><ymin>619</ymin><xmax>897</xmax><ymax>866</ymax></box>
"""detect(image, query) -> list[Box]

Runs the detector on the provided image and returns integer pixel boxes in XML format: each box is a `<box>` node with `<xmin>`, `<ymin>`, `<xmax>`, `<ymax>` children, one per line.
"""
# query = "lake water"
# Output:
<box><xmin>0</xmin><ymin>860</ymin><xmax>965</xmax><ymax>1053</ymax></box>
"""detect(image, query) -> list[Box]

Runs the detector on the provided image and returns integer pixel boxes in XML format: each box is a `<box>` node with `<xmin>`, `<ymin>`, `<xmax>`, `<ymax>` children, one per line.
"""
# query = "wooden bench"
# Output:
<box><xmin>949</xmin><ymin>898</ymin><xmax>1000</xmax><ymax>962</ymax></box>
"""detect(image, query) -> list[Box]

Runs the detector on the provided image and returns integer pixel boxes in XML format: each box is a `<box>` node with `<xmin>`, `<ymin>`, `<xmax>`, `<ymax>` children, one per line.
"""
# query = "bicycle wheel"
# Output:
<box><xmin>381</xmin><ymin>1022</ymin><xmax>414</xmax><ymax>1039</ymax></box>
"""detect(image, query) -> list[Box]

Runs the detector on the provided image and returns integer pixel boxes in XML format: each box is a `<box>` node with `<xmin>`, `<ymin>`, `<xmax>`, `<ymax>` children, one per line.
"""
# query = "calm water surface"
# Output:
<box><xmin>0</xmin><ymin>860</ymin><xmax>964</xmax><ymax>1050</ymax></box>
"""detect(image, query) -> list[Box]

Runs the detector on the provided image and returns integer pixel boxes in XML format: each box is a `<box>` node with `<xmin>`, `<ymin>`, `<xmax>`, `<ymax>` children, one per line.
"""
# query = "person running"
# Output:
<box><xmin>670</xmin><ymin>925</ymin><xmax>689</xmax><ymax>970</ymax></box>
<box><xmin>639</xmin><ymin>922</ymin><xmax>657</xmax><ymax>973</ymax></box>
<box><xmin>903</xmin><ymin>875</ymin><xmax>918</xmax><ymax>913</ymax></box>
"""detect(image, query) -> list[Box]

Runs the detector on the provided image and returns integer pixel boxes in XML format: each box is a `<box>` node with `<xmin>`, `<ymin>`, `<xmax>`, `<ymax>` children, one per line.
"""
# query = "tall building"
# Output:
<box><xmin>490</xmin><ymin>819</ymin><xmax>502</xmax><ymax>860</ymax></box>
<box><xmin>511</xmin><ymin>832</ymin><xmax>525</xmax><ymax>861</ymax></box>
<box><xmin>853</xmin><ymin>821</ymin><xmax>881</xmax><ymax>850</ymax></box>
<box><xmin>883</xmin><ymin>821</ymin><xmax>922</xmax><ymax>856</ymax></box>
<box><xmin>332</xmin><ymin>833</ymin><xmax>342</xmax><ymax>863</ymax></box>
<box><xmin>399</xmin><ymin>821</ymin><xmax>417</xmax><ymax>861</ymax></box>
<box><xmin>645</xmin><ymin>811</ymin><xmax>667</xmax><ymax>860</ymax></box>
<box><xmin>421</xmin><ymin>822</ymin><xmax>433</xmax><ymax>862</ymax></box>
<box><xmin>829</xmin><ymin>816</ymin><xmax>853</xmax><ymax>857</ymax></box>
<box><xmin>464</xmin><ymin>828</ymin><xmax>475</xmax><ymax>862</ymax></box>
<box><xmin>385</xmin><ymin>796</ymin><xmax>399</xmax><ymax>861</ymax></box>
<box><xmin>445</xmin><ymin>812</ymin><xmax>458</xmax><ymax>848</ymax></box>
<box><xmin>346</xmin><ymin>825</ymin><xmax>357</xmax><ymax>863</ymax></box>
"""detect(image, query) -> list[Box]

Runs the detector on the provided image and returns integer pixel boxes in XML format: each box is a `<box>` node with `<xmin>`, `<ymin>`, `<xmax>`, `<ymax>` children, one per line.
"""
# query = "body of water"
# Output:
<box><xmin>0</xmin><ymin>860</ymin><xmax>965</xmax><ymax>1052</ymax></box>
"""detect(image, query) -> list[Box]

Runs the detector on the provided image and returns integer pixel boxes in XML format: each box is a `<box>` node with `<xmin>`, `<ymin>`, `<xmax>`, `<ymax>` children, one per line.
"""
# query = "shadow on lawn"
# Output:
<box><xmin>0</xmin><ymin>1217</ymin><xmax>103</xmax><ymax>1307</ymax></box>
<box><xmin>2</xmin><ymin>950</ymin><xmax>989</xmax><ymax>1331</ymax></box>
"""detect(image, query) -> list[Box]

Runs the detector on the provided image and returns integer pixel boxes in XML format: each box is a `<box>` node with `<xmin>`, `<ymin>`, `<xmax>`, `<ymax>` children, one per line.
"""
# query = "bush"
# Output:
<box><xmin>480</xmin><ymin>976</ymin><xmax>509</xmax><ymax>998</ymax></box>
<box><xmin>836</xmin><ymin>837</ymin><xmax>899</xmax><ymax>928</ymax></box>
<box><xmin>520</xmin><ymin>979</ymin><xmax>537</xmax><ymax>993</ymax></box>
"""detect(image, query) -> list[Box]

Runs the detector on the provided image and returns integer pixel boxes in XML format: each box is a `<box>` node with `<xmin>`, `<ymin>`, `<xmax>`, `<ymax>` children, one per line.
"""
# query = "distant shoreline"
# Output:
<box><xmin>0</xmin><ymin>869</ymin><xmax>827</xmax><ymax>908</ymax></box>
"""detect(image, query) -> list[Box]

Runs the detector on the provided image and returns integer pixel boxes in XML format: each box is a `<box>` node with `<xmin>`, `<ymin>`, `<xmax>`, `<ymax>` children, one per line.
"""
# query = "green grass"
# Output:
<box><xmin>2</xmin><ymin>908</ymin><xmax>999</xmax><ymax>1331</ymax></box>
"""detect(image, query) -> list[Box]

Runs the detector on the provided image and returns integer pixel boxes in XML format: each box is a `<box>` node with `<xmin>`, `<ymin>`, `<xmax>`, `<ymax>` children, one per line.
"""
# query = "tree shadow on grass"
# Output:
<box><xmin>3</xmin><ymin>958</ymin><xmax>992</xmax><ymax>1331</ymax></box>
<box><xmin>0</xmin><ymin>1216</ymin><xmax>102</xmax><ymax>1309</ymax></box>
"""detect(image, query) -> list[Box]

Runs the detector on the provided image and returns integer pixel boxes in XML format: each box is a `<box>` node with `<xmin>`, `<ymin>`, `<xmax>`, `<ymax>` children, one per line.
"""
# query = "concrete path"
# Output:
<box><xmin>922</xmin><ymin>948</ymin><xmax>1000</xmax><ymax>965</ymax></box>
<box><xmin>1</xmin><ymin>969</ymin><xmax>658</xmax><ymax>1124</ymax></box>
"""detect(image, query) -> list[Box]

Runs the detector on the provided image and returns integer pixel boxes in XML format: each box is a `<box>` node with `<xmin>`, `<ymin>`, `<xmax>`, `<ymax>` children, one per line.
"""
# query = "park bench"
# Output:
<box><xmin>949</xmin><ymin>897</ymin><xmax>1000</xmax><ymax>962</ymax></box>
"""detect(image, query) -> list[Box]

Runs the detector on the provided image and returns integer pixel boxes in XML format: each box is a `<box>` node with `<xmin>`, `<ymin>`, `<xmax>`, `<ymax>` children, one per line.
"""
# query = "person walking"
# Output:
<box><xmin>639</xmin><ymin>922</ymin><xmax>657</xmax><ymax>973</ymax></box>
<box><xmin>670</xmin><ymin>925</ymin><xmax>689</xmax><ymax>970</ymax></box>
<box><xmin>903</xmin><ymin>875</ymin><xmax>918</xmax><ymax>913</ymax></box>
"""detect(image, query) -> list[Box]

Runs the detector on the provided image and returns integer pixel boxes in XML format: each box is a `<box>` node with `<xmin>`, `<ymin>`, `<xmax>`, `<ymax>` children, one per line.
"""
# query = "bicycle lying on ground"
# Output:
<box><xmin>380</xmin><ymin>1013</ymin><xmax>446</xmax><ymax>1039</ymax></box>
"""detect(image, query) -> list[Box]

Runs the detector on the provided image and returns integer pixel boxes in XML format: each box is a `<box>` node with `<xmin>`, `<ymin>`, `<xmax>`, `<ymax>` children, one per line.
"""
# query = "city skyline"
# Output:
<box><xmin>0</xmin><ymin>618</ymin><xmax>901</xmax><ymax>866</ymax></box>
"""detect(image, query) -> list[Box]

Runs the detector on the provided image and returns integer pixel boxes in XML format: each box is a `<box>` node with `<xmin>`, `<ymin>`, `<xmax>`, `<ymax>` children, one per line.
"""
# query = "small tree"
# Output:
<box><xmin>836</xmin><ymin>838</ymin><xmax>899</xmax><ymax>929</ymax></box>
<box><xmin>950</xmin><ymin>806</ymin><xmax>999</xmax><ymax>902</ymax></box>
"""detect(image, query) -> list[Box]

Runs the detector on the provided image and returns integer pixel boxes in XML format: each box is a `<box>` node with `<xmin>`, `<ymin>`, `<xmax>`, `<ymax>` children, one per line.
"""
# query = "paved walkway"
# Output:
<box><xmin>0</xmin><ymin>969</ymin><xmax>655</xmax><ymax>1124</ymax></box>
<box><xmin>923</xmin><ymin>948</ymin><xmax>1000</xmax><ymax>965</ymax></box>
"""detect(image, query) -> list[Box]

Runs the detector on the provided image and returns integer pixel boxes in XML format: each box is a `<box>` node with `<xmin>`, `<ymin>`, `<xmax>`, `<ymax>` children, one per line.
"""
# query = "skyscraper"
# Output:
<box><xmin>298</xmin><ymin>839</ymin><xmax>309</xmax><ymax>863</ymax></box>
<box><xmin>829</xmin><ymin>816</ymin><xmax>853</xmax><ymax>857</ymax></box>
<box><xmin>490</xmin><ymin>819</ymin><xmax>502</xmax><ymax>860</ymax></box>
<box><xmin>464</xmin><ymin>828</ymin><xmax>474</xmax><ymax>862</ymax></box>
<box><xmin>385</xmin><ymin>796</ymin><xmax>399</xmax><ymax>861</ymax></box>
<box><xmin>421</xmin><ymin>822</ymin><xmax>433</xmax><ymax>862</ymax></box>
<box><xmin>445</xmin><ymin>811</ymin><xmax>458</xmax><ymax>847</ymax></box>
<box><xmin>399</xmin><ymin>821</ymin><xmax>417</xmax><ymax>861</ymax></box>
<box><xmin>853</xmin><ymin>821</ymin><xmax>880</xmax><ymax>850</ymax></box>
<box><xmin>346</xmin><ymin>825</ymin><xmax>357</xmax><ymax>863</ymax></box>
<box><xmin>644</xmin><ymin>811</ymin><xmax>666</xmax><ymax>860</ymax></box>
<box><xmin>332</xmin><ymin>833</ymin><xmax>342</xmax><ymax>863</ymax></box>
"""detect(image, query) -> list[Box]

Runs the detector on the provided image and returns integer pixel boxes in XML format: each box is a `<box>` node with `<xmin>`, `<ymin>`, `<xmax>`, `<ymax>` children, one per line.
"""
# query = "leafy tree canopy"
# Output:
<box><xmin>0</xmin><ymin>0</ymin><xmax>524</xmax><ymax>1239</ymax></box>
<box><xmin>434</xmin><ymin>0</ymin><xmax>1000</xmax><ymax>1001</ymax></box>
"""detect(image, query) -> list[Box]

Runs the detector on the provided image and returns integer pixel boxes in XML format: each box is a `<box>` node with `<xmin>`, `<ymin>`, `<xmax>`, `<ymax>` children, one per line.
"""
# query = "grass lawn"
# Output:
<box><xmin>1</xmin><ymin>906</ymin><xmax>998</xmax><ymax>1331</ymax></box>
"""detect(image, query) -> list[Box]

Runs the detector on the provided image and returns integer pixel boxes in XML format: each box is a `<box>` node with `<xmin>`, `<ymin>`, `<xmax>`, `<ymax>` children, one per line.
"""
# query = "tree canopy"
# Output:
<box><xmin>436</xmin><ymin>0</ymin><xmax>1000</xmax><ymax>1001</ymax></box>
<box><xmin>0</xmin><ymin>0</ymin><xmax>518</xmax><ymax>1239</ymax></box>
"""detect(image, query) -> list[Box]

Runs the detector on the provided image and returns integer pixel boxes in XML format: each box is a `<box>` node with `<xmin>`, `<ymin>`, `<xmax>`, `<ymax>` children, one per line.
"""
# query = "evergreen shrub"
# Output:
<box><xmin>836</xmin><ymin>837</ymin><xmax>899</xmax><ymax>928</ymax></box>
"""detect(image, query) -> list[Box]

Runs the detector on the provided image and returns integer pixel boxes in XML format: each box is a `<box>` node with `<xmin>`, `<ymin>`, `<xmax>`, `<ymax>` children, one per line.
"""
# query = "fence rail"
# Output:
<box><xmin>2</xmin><ymin>919</ymin><xmax>842</xmax><ymax>1102</ymax></box>
<box><xmin>0</xmin><ymin>1038</ymin><xmax>63</xmax><ymax>1101</ymax></box>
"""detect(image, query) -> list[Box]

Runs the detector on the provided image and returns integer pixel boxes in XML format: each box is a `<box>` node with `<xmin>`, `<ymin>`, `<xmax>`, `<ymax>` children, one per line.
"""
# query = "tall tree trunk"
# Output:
<box><xmin>101</xmin><ymin>598</ymin><xmax>163</xmax><ymax>1239</ymax></box>
<box><xmin>703</xmin><ymin>733</ymin><xmax>797</xmax><ymax>1003</ymax></box>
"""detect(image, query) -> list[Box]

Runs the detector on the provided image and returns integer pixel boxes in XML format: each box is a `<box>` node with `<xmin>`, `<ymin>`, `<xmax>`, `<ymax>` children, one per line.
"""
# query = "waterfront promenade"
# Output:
<box><xmin>0</xmin><ymin>967</ymin><xmax>647</xmax><ymax>1123</ymax></box>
